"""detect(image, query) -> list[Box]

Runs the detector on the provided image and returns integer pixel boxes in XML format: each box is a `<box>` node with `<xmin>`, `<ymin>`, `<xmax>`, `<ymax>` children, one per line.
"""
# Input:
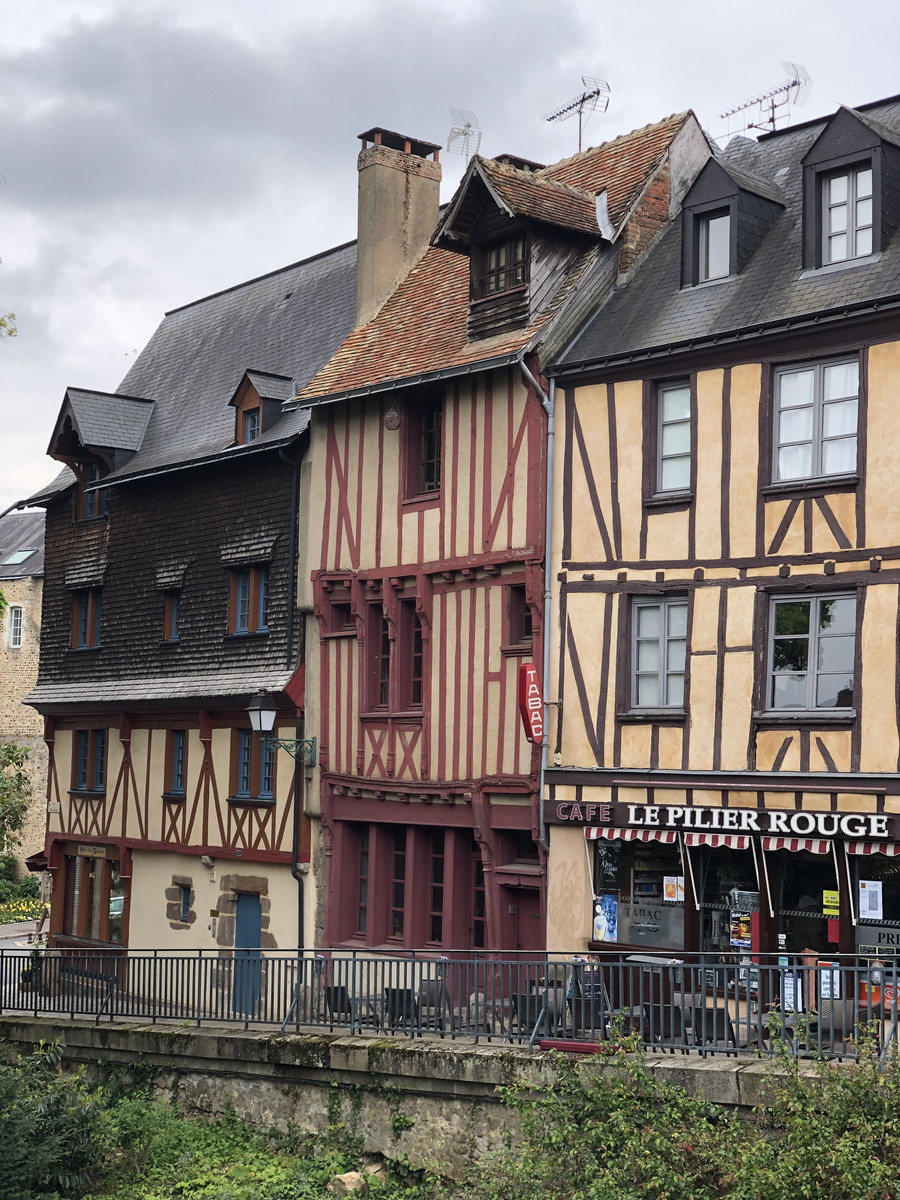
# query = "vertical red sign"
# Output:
<box><xmin>518</xmin><ymin>663</ymin><xmax>544</xmax><ymax>743</ymax></box>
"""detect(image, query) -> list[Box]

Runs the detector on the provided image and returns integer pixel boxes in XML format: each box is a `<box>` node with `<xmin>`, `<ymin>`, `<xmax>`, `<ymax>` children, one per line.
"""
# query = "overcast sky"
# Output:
<box><xmin>2</xmin><ymin>0</ymin><xmax>899</xmax><ymax>511</ymax></box>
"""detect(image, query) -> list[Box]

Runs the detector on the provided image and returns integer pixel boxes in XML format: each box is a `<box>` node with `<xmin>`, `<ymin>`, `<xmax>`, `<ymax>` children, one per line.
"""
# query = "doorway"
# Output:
<box><xmin>232</xmin><ymin>892</ymin><xmax>262</xmax><ymax>1016</ymax></box>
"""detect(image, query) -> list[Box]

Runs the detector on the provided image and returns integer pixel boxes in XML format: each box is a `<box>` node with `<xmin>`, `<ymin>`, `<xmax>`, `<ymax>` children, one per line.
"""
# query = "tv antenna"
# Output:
<box><xmin>543</xmin><ymin>76</ymin><xmax>610</xmax><ymax>153</ymax></box>
<box><xmin>447</xmin><ymin>109</ymin><xmax>482</xmax><ymax>163</ymax></box>
<box><xmin>718</xmin><ymin>62</ymin><xmax>811</xmax><ymax>139</ymax></box>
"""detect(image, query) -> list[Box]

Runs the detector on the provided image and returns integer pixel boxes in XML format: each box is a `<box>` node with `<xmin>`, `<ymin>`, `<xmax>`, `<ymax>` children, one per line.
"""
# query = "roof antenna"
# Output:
<box><xmin>543</xmin><ymin>77</ymin><xmax>610</xmax><ymax>153</ymax></box>
<box><xmin>447</xmin><ymin>109</ymin><xmax>482</xmax><ymax>163</ymax></box>
<box><xmin>718</xmin><ymin>62</ymin><xmax>811</xmax><ymax>140</ymax></box>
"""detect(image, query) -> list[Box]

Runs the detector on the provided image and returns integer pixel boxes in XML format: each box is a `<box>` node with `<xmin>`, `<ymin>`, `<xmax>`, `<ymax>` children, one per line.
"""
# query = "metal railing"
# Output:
<box><xmin>2</xmin><ymin>947</ymin><xmax>897</xmax><ymax>1060</ymax></box>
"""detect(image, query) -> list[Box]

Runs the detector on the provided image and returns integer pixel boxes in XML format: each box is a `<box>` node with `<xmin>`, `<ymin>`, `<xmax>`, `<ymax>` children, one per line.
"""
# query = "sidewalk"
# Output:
<box><xmin>0</xmin><ymin>921</ymin><xmax>38</xmax><ymax>946</ymax></box>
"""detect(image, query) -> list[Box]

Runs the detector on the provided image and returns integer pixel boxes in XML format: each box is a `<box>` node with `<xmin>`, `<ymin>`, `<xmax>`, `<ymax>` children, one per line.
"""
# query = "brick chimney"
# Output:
<box><xmin>356</xmin><ymin>128</ymin><xmax>442</xmax><ymax>326</ymax></box>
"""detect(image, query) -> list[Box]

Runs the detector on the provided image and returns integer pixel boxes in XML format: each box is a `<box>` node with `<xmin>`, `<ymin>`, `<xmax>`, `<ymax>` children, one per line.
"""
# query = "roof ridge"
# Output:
<box><xmin>538</xmin><ymin>110</ymin><xmax>691</xmax><ymax>177</ymax></box>
<box><xmin>480</xmin><ymin>155</ymin><xmax>594</xmax><ymax>199</ymax></box>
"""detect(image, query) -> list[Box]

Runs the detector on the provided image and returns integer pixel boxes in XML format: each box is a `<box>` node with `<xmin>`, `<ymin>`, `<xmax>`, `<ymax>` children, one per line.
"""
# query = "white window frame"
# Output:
<box><xmin>8</xmin><ymin>605</ymin><xmax>23</xmax><ymax>649</ymax></box>
<box><xmin>656</xmin><ymin>380</ymin><xmax>692</xmax><ymax>494</ymax></box>
<box><xmin>773</xmin><ymin>357</ymin><xmax>859</xmax><ymax>483</ymax></box>
<box><xmin>822</xmin><ymin>165</ymin><xmax>873</xmax><ymax>264</ymax></box>
<box><xmin>767</xmin><ymin>592</ymin><xmax>857</xmax><ymax>713</ymax></box>
<box><xmin>698</xmin><ymin>210</ymin><xmax>730</xmax><ymax>282</ymax></box>
<box><xmin>631</xmin><ymin>596</ymin><xmax>688</xmax><ymax>710</ymax></box>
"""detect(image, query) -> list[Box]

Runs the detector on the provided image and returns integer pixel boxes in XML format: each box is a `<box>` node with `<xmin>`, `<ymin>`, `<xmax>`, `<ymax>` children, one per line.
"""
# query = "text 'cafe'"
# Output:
<box><xmin>546</xmin><ymin>791</ymin><xmax>900</xmax><ymax>959</ymax></box>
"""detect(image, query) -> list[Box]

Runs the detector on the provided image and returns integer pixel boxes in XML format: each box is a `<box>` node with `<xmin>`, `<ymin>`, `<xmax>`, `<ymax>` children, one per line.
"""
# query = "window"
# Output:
<box><xmin>229</xmin><ymin>566</ymin><xmax>269</xmax><ymax>635</ymax></box>
<box><xmin>61</xmin><ymin>852</ymin><xmax>123</xmax><ymax>943</ymax></box>
<box><xmin>774</xmin><ymin>358</ymin><xmax>858</xmax><ymax>482</ymax></box>
<box><xmin>165</xmin><ymin>729</ymin><xmax>187</xmax><ymax>798</ymax></box>
<box><xmin>656</xmin><ymin>381</ymin><xmax>692</xmax><ymax>493</ymax></box>
<box><xmin>73</xmin><ymin>729</ymin><xmax>107</xmax><ymax>793</ymax></box>
<box><xmin>823</xmin><ymin>166</ymin><xmax>873</xmax><ymax>264</ymax></box>
<box><xmin>768</xmin><ymin>593</ymin><xmax>856</xmax><ymax>711</ymax></box>
<box><xmin>83</xmin><ymin>462</ymin><xmax>110</xmax><ymax>519</ymax></box>
<box><xmin>180</xmin><ymin>885</ymin><xmax>191</xmax><ymax>923</ymax></box>
<box><xmin>243</xmin><ymin>408</ymin><xmax>261</xmax><ymax>443</ymax></box>
<box><xmin>357</xmin><ymin>827</ymin><xmax>370</xmax><ymax>936</ymax></box>
<box><xmin>475</xmin><ymin>235</ymin><xmax>528</xmax><ymax>299</ymax></box>
<box><xmin>471</xmin><ymin>842</ymin><xmax>486</xmax><ymax>949</ymax></box>
<box><xmin>8</xmin><ymin>605</ymin><xmax>23</xmax><ymax>649</ymax></box>
<box><xmin>506</xmin><ymin>585</ymin><xmax>533</xmax><ymax>649</ymax></box>
<box><xmin>231</xmin><ymin>728</ymin><xmax>275</xmax><ymax>801</ymax></box>
<box><xmin>631</xmin><ymin>597</ymin><xmax>687</xmax><ymax>709</ymax></box>
<box><xmin>698</xmin><ymin>210</ymin><xmax>730</xmax><ymax>281</ymax></box>
<box><xmin>367</xmin><ymin>598</ymin><xmax>426</xmax><ymax>712</ymax></box>
<box><xmin>428</xmin><ymin>830</ymin><xmax>445</xmax><ymax>943</ymax></box>
<box><xmin>1</xmin><ymin>549</ymin><xmax>36</xmax><ymax>565</ymax></box>
<box><xmin>322</xmin><ymin>580</ymin><xmax>356</xmax><ymax>635</ymax></box>
<box><xmin>405</xmin><ymin>398</ymin><xmax>443</xmax><ymax>497</ymax></box>
<box><xmin>593</xmin><ymin>839</ymin><xmax>685</xmax><ymax>950</ymax></box>
<box><xmin>163</xmin><ymin>591</ymin><xmax>180</xmax><ymax>642</ymax></box>
<box><xmin>71</xmin><ymin>589</ymin><xmax>101</xmax><ymax>649</ymax></box>
<box><xmin>390</xmin><ymin>827</ymin><xmax>406</xmax><ymax>938</ymax></box>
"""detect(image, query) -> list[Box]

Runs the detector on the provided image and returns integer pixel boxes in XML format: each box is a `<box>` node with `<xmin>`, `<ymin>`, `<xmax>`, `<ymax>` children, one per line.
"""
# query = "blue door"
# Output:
<box><xmin>232</xmin><ymin>893</ymin><xmax>262</xmax><ymax>1016</ymax></box>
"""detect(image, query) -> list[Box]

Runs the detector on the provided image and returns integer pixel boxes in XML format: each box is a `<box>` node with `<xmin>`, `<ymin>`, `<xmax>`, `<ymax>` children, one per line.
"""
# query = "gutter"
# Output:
<box><xmin>519</xmin><ymin>360</ymin><xmax>554</xmax><ymax>856</ymax></box>
<box><xmin>0</xmin><ymin>499</ymin><xmax>30</xmax><ymax>521</ymax></box>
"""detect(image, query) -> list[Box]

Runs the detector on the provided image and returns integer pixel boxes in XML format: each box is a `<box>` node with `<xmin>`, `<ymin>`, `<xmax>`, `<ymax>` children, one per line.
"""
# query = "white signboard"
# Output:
<box><xmin>860</xmin><ymin>879</ymin><xmax>884</xmax><ymax>922</ymax></box>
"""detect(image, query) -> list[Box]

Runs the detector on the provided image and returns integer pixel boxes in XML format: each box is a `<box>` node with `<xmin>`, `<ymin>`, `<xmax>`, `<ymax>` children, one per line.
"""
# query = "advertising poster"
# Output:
<box><xmin>663</xmin><ymin>876</ymin><xmax>685</xmax><ymax>903</ymax></box>
<box><xmin>819</xmin><ymin>962</ymin><xmax>841</xmax><ymax>1000</ymax></box>
<box><xmin>860</xmin><ymin>879</ymin><xmax>884</xmax><ymax>921</ymax></box>
<box><xmin>730</xmin><ymin>910</ymin><xmax>752</xmax><ymax>949</ymax></box>
<box><xmin>823</xmin><ymin>890</ymin><xmax>840</xmax><ymax>917</ymax></box>
<box><xmin>593</xmin><ymin>895</ymin><xmax>618</xmax><ymax>942</ymax></box>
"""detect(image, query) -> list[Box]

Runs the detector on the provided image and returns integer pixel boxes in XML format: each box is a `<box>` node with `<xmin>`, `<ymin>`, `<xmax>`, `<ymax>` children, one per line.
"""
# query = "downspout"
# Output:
<box><xmin>278</xmin><ymin>444</ymin><xmax>305</xmax><ymax>950</ymax></box>
<box><xmin>519</xmin><ymin>360</ymin><xmax>554</xmax><ymax>855</ymax></box>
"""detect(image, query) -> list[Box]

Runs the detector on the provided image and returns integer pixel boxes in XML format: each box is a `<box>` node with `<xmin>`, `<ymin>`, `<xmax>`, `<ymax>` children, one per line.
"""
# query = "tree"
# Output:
<box><xmin>0</xmin><ymin>742</ymin><xmax>31</xmax><ymax>852</ymax></box>
<box><xmin>0</xmin><ymin>312</ymin><xmax>16</xmax><ymax>338</ymax></box>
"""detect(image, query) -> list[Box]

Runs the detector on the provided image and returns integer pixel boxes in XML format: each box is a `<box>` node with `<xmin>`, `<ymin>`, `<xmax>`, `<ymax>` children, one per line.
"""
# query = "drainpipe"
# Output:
<box><xmin>278</xmin><ymin>444</ymin><xmax>305</xmax><ymax>949</ymax></box>
<box><xmin>519</xmin><ymin>360</ymin><xmax>555</xmax><ymax>855</ymax></box>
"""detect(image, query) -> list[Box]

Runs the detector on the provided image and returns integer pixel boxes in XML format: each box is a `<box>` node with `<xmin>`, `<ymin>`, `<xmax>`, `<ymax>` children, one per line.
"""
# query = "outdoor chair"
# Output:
<box><xmin>568</xmin><ymin>967</ymin><xmax>611</xmax><ymax>1041</ymax></box>
<box><xmin>690</xmin><ymin>1005</ymin><xmax>737</xmax><ymax>1056</ymax></box>
<box><xmin>817</xmin><ymin>997</ymin><xmax>860</xmax><ymax>1056</ymax></box>
<box><xmin>384</xmin><ymin>987</ymin><xmax>419</xmax><ymax>1033</ymax></box>
<box><xmin>511</xmin><ymin>992</ymin><xmax>548</xmax><ymax>1047</ymax></box>
<box><xmin>324</xmin><ymin>985</ymin><xmax>377</xmax><ymax>1034</ymax></box>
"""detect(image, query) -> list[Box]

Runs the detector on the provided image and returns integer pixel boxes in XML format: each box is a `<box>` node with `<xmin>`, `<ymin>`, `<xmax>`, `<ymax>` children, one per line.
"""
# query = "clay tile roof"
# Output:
<box><xmin>298</xmin><ymin>112</ymin><xmax>692</xmax><ymax>403</ymax></box>
<box><xmin>540</xmin><ymin>111</ymin><xmax>691</xmax><ymax>227</ymax></box>
<box><xmin>475</xmin><ymin>158</ymin><xmax>599</xmax><ymax>235</ymax></box>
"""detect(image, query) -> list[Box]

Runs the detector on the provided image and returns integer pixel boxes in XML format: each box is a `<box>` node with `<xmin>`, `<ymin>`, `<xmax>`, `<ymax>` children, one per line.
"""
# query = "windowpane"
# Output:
<box><xmin>637</xmin><ymin>606</ymin><xmax>660</xmax><ymax>637</ymax></box>
<box><xmin>828</xmin><ymin>204</ymin><xmax>847</xmax><ymax>234</ymax></box>
<box><xmin>701</xmin><ymin>212</ymin><xmax>730</xmax><ymax>280</ymax></box>
<box><xmin>817</xmin><ymin>634</ymin><xmax>855</xmax><ymax>673</ymax></box>
<box><xmin>662</xmin><ymin>387</ymin><xmax>690</xmax><ymax>421</ymax></box>
<box><xmin>636</xmin><ymin>674</ymin><xmax>659</xmax><ymax>706</ymax></box>
<box><xmin>778</xmin><ymin>444</ymin><xmax>813</xmax><ymax>479</ymax></box>
<box><xmin>660</xmin><ymin>456</ymin><xmax>690</xmax><ymax>491</ymax></box>
<box><xmin>667</xmin><ymin>603</ymin><xmax>687</xmax><ymax>637</ymax></box>
<box><xmin>661</xmin><ymin>421</ymin><xmax>690</xmax><ymax>456</ymax></box>
<box><xmin>823</xmin><ymin>361</ymin><xmax>858</xmax><ymax>400</ymax></box>
<box><xmin>819</xmin><ymin>596</ymin><xmax>855</xmax><ymax>634</ymax></box>
<box><xmin>823</xmin><ymin>398</ymin><xmax>857</xmax><ymax>437</ymax></box>
<box><xmin>816</xmin><ymin>673</ymin><xmax>854</xmax><ymax>708</ymax></box>
<box><xmin>779</xmin><ymin>406</ymin><xmax>813</xmax><ymax>443</ymax></box>
<box><xmin>772</xmin><ymin>672</ymin><xmax>808</xmax><ymax>709</ymax></box>
<box><xmin>772</xmin><ymin>638</ymin><xmax>809</xmax><ymax>673</ymax></box>
<box><xmin>829</xmin><ymin>174</ymin><xmax>848</xmax><ymax>203</ymax></box>
<box><xmin>667</xmin><ymin>638</ymin><xmax>686</xmax><ymax>672</ymax></box>
<box><xmin>856</xmin><ymin>197</ymin><xmax>872</xmax><ymax>228</ymax></box>
<box><xmin>633</xmin><ymin>599</ymin><xmax>686</xmax><ymax>709</ymax></box>
<box><xmin>775</xmin><ymin>601</ymin><xmax>810</xmax><ymax>636</ymax></box>
<box><xmin>770</xmin><ymin>595</ymin><xmax>856</xmax><ymax>712</ymax></box>
<box><xmin>822</xmin><ymin>437</ymin><xmax>856</xmax><ymax>475</ymax></box>
<box><xmin>637</xmin><ymin>640</ymin><xmax>659</xmax><ymax>671</ymax></box>
<box><xmin>856</xmin><ymin>227</ymin><xmax>873</xmax><ymax>256</ymax></box>
<box><xmin>856</xmin><ymin>168</ymin><xmax>872</xmax><ymax>198</ymax></box>
<box><xmin>666</xmin><ymin>673</ymin><xmax>684</xmax><ymax>707</ymax></box>
<box><xmin>828</xmin><ymin>233</ymin><xmax>847</xmax><ymax>262</ymax></box>
<box><xmin>779</xmin><ymin>370</ymin><xmax>815</xmax><ymax>408</ymax></box>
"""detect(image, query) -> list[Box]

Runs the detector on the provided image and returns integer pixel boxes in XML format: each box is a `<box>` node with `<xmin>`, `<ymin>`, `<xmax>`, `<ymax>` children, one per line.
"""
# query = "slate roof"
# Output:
<box><xmin>29</xmin><ymin>241</ymin><xmax>357</xmax><ymax>502</ymax></box>
<box><xmin>26</xmin><ymin>666</ymin><xmax>296</xmax><ymax>709</ymax></box>
<box><xmin>243</xmin><ymin>371</ymin><xmax>296</xmax><ymax>404</ymax></box>
<box><xmin>557</xmin><ymin>98</ymin><xmax>900</xmax><ymax>372</ymax></box>
<box><xmin>297</xmin><ymin>115</ymin><xmax>692</xmax><ymax>404</ymax></box>
<box><xmin>57</xmin><ymin>388</ymin><xmax>154</xmax><ymax>452</ymax></box>
<box><xmin>0</xmin><ymin>510</ymin><xmax>45</xmax><ymax>581</ymax></box>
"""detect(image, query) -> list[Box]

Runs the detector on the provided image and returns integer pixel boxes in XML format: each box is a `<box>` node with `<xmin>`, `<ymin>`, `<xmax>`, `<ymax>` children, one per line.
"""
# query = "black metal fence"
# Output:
<box><xmin>2</xmin><ymin>947</ymin><xmax>897</xmax><ymax>1060</ymax></box>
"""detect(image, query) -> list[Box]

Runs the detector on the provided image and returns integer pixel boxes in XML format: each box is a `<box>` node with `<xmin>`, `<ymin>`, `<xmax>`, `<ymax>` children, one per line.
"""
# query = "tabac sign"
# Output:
<box><xmin>518</xmin><ymin>663</ymin><xmax>544</xmax><ymax>744</ymax></box>
<box><xmin>551</xmin><ymin>801</ymin><xmax>893</xmax><ymax>840</ymax></box>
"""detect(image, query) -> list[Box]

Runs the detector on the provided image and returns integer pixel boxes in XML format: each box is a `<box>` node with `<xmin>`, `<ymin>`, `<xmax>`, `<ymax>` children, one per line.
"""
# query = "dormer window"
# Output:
<box><xmin>475</xmin><ymin>234</ymin><xmax>528</xmax><ymax>299</ymax></box>
<box><xmin>243</xmin><ymin>408</ymin><xmax>261</xmax><ymax>443</ymax></box>
<box><xmin>823</xmin><ymin>166</ymin><xmax>873</xmax><ymax>263</ymax></box>
<box><xmin>83</xmin><ymin>462</ymin><xmax>110</xmax><ymax>519</ymax></box>
<box><xmin>698</xmin><ymin>211</ymin><xmax>730</xmax><ymax>281</ymax></box>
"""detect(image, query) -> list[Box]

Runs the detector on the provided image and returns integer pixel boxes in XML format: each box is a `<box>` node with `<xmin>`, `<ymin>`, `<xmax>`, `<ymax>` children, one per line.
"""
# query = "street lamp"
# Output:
<box><xmin>246</xmin><ymin>691</ymin><xmax>317</xmax><ymax>766</ymax></box>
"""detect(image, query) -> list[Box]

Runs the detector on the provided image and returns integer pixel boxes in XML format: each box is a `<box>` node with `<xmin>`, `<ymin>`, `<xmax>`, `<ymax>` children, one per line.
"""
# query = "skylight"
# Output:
<box><xmin>1</xmin><ymin>549</ymin><xmax>36</xmax><ymax>565</ymax></box>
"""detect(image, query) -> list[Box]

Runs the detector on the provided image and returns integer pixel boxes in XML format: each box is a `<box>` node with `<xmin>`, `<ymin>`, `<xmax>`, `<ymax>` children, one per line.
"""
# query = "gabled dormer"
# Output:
<box><xmin>47</xmin><ymin>387</ymin><xmax>154</xmax><ymax>520</ymax></box>
<box><xmin>433</xmin><ymin>156</ymin><xmax>601</xmax><ymax>340</ymax></box>
<box><xmin>229</xmin><ymin>370</ymin><xmax>295</xmax><ymax>445</ymax></box>
<box><xmin>801</xmin><ymin>105</ymin><xmax>900</xmax><ymax>270</ymax></box>
<box><xmin>680</xmin><ymin>155</ymin><xmax>785</xmax><ymax>287</ymax></box>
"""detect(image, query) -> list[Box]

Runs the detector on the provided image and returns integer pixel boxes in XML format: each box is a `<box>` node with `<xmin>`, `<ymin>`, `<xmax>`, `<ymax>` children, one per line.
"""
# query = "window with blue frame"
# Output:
<box><xmin>165</xmin><ymin>729</ymin><xmax>186</xmax><ymax>797</ymax></box>
<box><xmin>73</xmin><ymin>729</ymin><xmax>106</xmax><ymax>792</ymax></box>
<box><xmin>71</xmin><ymin>589</ymin><xmax>101</xmax><ymax>649</ymax></box>
<box><xmin>232</xmin><ymin>729</ymin><xmax>275</xmax><ymax>801</ymax></box>
<box><xmin>229</xmin><ymin>566</ymin><xmax>269</xmax><ymax>635</ymax></box>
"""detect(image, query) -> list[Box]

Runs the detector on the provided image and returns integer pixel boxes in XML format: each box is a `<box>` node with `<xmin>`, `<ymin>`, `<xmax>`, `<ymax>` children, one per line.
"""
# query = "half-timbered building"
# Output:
<box><xmin>293</xmin><ymin>117</ymin><xmax>709</xmax><ymax>953</ymax></box>
<box><xmin>544</xmin><ymin>95</ymin><xmax>900</xmax><ymax>965</ymax></box>
<box><xmin>22</xmin><ymin>243</ymin><xmax>356</xmax><ymax>956</ymax></box>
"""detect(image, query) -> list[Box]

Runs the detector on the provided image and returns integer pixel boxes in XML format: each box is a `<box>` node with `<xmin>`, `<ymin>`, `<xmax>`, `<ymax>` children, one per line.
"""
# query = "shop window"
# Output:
<box><xmin>228</xmin><ymin>566</ymin><xmax>269</xmax><ymax>635</ymax></box>
<box><xmin>62</xmin><ymin>852</ymin><xmax>123</xmax><ymax>943</ymax></box>
<box><xmin>7</xmin><ymin>605</ymin><xmax>23</xmax><ymax>649</ymax></box>
<box><xmin>163</xmin><ymin>590</ymin><xmax>181</xmax><ymax>642</ymax></box>
<box><xmin>404</xmin><ymin>397</ymin><xmax>442</xmax><ymax>498</ymax></box>
<box><xmin>777</xmin><ymin>849</ymin><xmax>839</xmax><ymax>956</ymax></box>
<box><xmin>71</xmin><ymin>589</ymin><xmax>102</xmax><ymax>649</ymax></box>
<box><xmin>592</xmin><ymin>838</ymin><xmax>685</xmax><ymax>951</ymax></box>
<box><xmin>696</xmin><ymin>847</ymin><xmax>758</xmax><ymax>955</ymax></box>
<box><xmin>164</xmin><ymin>729</ymin><xmax>187</xmax><ymax>799</ymax></box>
<box><xmin>505</xmin><ymin>585</ymin><xmax>533</xmax><ymax>650</ymax></box>
<box><xmin>73</xmin><ymin>729</ymin><xmax>106</xmax><ymax>793</ymax></box>
<box><xmin>631</xmin><ymin>597</ymin><xmax>687</xmax><ymax>709</ymax></box>
<box><xmin>655</xmin><ymin>381</ymin><xmax>692</xmax><ymax>494</ymax></box>
<box><xmin>773</xmin><ymin>358</ymin><xmax>858</xmax><ymax>483</ymax></box>
<box><xmin>390</xmin><ymin>827</ymin><xmax>406</xmax><ymax>939</ymax></box>
<box><xmin>768</xmin><ymin>593</ymin><xmax>856</xmax><ymax>711</ymax></box>
<box><xmin>854</xmin><ymin>854</ymin><xmax>900</xmax><ymax>949</ymax></box>
<box><xmin>229</xmin><ymin>729</ymin><xmax>275</xmax><ymax>803</ymax></box>
<box><xmin>428</xmin><ymin>830</ymin><xmax>445</xmax><ymax>943</ymax></box>
<box><xmin>471</xmin><ymin>842</ymin><xmax>486</xmax><ymax>949</ymax></box>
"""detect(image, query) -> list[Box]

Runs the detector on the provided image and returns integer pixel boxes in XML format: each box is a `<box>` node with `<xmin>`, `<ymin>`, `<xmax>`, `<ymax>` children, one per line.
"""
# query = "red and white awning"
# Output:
<box><xmin>761</xmin><ymin>836</ymin><xmax>830</xmax><ymax>854</ymax></box>
<box><xmin>585</xmin><ymin>827</ymin><xmax>678</xmax><ymax>844</ymax></box>
<box><xmin>846</xmin><ymin>841</ymin><xmax>900</xmax><ymax>857</ymax></box>
<box><xmin>683</xmin><ymin>833</ymin><xmax>750</xmax><ymax>850</ymax></box>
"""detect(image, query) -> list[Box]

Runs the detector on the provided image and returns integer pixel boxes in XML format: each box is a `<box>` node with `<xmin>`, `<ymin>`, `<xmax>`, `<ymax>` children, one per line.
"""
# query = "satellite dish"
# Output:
<box><xmin>447</xmin><ymin>109</ymin><xmax>482</xmax><ymax>162</ymax></box>
<box><xmin>543</xmin><ymin>77</ymin><xmax>610</xmax><ymax>152</ymax></box>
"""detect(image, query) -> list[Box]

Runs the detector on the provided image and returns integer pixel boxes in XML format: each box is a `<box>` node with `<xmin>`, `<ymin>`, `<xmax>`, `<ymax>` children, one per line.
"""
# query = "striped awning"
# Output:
<box><xmin>683</xmin><ymin>833</ymin><xmax>750</xmax><ymax>850</ymax></box>
<box><xmin>585</xmin><ymin>827</ymin><xmax>678</xmax><ymax>844</ymax></box>
<box><xmin>761</xmin><ymin>836</ymin><xmax>830</xmax><ymax>854</ymax></box>
<box><xmin>846</xmin><ymin>841</ymin><xmax>900</xmax><ymax>857</ymax></box>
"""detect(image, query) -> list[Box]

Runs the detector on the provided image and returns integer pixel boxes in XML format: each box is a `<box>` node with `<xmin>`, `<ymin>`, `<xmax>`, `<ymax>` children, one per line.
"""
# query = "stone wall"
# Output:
<box><xmin>0</xmin><ymin>1016</ymin><xmax>825</xmax><ymax>1179</ymax></box>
